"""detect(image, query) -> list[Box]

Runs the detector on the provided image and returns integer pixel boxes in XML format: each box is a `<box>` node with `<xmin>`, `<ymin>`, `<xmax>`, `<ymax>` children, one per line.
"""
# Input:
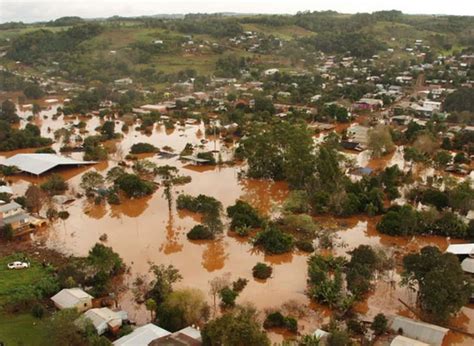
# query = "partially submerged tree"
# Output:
<box><xmin>402</xmin><ymin>246</ymin><xmax>472</xmax><ymax>322</ymax></box>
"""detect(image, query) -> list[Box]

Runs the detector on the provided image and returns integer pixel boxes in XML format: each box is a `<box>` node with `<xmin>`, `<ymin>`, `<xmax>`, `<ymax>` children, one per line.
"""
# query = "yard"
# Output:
<box><xmin>0</xmin><ymin>313</ymin><xmax>49</xmax><ymax>346</ymax></box>
<box><xmin>0</xmin><ymin>254</ymin><xmax>49</xmax><ymax>306</ymax></box>
<box><xmin>0</xmin><ymin>255</ymin><xmax>52</xmax><ymax>345</ymax></box>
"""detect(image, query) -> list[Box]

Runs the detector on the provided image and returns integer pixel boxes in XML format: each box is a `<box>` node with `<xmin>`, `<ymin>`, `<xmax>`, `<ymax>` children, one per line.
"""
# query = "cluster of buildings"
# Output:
<box><xmin>50</xmin><ymin>288</ymin><xmax>202</xmax><ymax>345</ymax></box>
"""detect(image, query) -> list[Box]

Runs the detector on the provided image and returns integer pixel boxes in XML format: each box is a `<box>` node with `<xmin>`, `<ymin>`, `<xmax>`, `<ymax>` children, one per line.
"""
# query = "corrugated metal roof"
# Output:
<box><xmin>390</xmin><ymin>316</ymin><xmax>448</xmax><ymax>346</ymax></box>
<box><xmin>2</xmin><ymin>154</ymin><xmax>96</xmax><ymax>175</ymax></box>
<box><xmin>113</xmin><ymin>324</ymin><xmax>171</xmax><ymax>346</ymax></box>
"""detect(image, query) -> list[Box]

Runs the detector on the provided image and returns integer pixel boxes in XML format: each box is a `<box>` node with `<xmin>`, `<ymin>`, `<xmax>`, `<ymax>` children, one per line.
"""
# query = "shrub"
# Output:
<box><xmin>130</xmin><ymin>142</ymin><xmax>158</xmax><ymax>154</ymax></box>
<box><xmin>371</xmin><ymin>313</ymin><xmax>388</xmax><ymax>335</ymax></box>
<box><xmin>2</xmin><ymin>224</ymin><xmax>14</xmax><ymax>240</ymax></box>
<box><xmin>58</xmin><ymin>211</ymin><xmax>70</xmax><ymax>220</ymax></box>
<box><xmin>40</xmin><ymin>174</ymin><xmax>68</xmax><ymax>196</ymax></box>
<box><xmin>187</xmin><ymin>224</ymin><xmax>214</xmax><ymax>240</ymax></box>
<box><xmin>295</xmin><ymin>240</ymin><xmax>314</xmax><ymax>253</ymax></box>
<box><xmin>115</xmin><ymin>173</ymin><xmax>155</xmax><ymax>198</ymax></box>
<box><xmin>263</xmin><ymin>312</ymin><xmax>297</xmax><ymax>333</ymax></box>
<box><xmin>252</xmin><ymin>262</ymin><xmax>272</xmax><ymax>280</ymax></box>
<box><xmin>219</xmin><ymin>287</ymin><xmax>238</xmax><ymax>307</ymax></box>
<box><xmin>232</xmin><ymin>278</ymin><xmax>248</xmax><ymax>293</ymax></box>
<box><xmin>227</xmin><ymin>200</ymin><xmax>263</xmax><ymax>230</ymax></box>
<box><xmin>31</xmin><ymin>303</ymin><xmax>46</xmax><ymax>319</ymax></box>
<box><xmin>254</xmin><ymin>224</ymin><xmax>293</xmax><ymax>254</ymax></box>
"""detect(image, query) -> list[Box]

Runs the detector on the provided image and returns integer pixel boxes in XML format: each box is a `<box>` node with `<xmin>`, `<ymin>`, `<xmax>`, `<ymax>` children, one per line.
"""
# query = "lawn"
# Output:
<box><xmin>0</xmin><ymin>313</ymin><xmax>49</xmax><ymax>346</ymax></box>
<box><xmin>0</xmin><ymin>255</ymin><xmax>49</xmax><ymax>306</ymax></box>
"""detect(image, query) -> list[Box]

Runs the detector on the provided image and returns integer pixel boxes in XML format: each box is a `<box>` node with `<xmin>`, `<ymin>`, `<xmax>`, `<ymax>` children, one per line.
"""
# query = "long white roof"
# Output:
<box><xmin>113</xmin><ymin>324</ymin><xmax>171</xmax><ymax>346</ymax></box>
<box><xmin>390</xmin><ymin>316</ymin><xmax>448</xmax><ymax>346</ymax></box>
<box><xmin>446</xmin><ymin>244</ymin><xmax>474</xmax><ymax>256</ymax></box>
<box><xmin>390</xmin><ymin>335</ymin><xmax>429</xmax><ymax>346</ymax></box>
<box><xmin>1</xmin><ymin>154</ymin><xmax>96</xmax><ymax>175</ymax></box>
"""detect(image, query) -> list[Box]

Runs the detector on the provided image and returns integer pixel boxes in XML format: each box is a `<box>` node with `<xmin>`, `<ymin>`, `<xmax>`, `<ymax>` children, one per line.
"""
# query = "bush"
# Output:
<box><xmin>371</xmin><ymin>313</ymin><xmax>388</xmax><ymax>335</ymax></box>
<box><xmin>58</xmin><ymin>211</ymin><xmax>70</xmax><ymax>220</ymax></box>
<box><xmin>254</xmin><ymin>224</ymin><xmax>293</xmax><ymax>254</ymax></box>
<box><xmin>115</xmin><ymin>174</ymin><xmax>155</xmax><ymax>198</ymax></box>
<box><xmin>227</xmin><ymin>200</ymin><xmax>263</xmax><ymax>230</ymax></box>
<box><xmin>1</xmin><ymin>224</ymin><xmax>14</xmax><ymax>240</ymax></box>
<box><xmin>263</xmin><ymin>312</ymin><xmax>297</xmax><ymax>333</ymax></box>
<box><xmin>219</xmin><ymin>287</ymin><xmax>238</xmax><ymax>307</ymax></box>
<box><xmin>40</xmin><ymin>174</ymin><xmax>68</xmax><ymax>196</ymax></box>
<box><xmin>187</xmin><ymin>224</ymin><xmax>214</xmax><ymax>240</ymax></box>
<box><xmin>130</xmin><ymin>142</ymin><xmax>158</xmax><ymax>154</ymax></box>
<box><xmin>107</xmin><ymin>192</ymin><xmax>120</xmax><ymax>205</ymax></box>
<box><xmin>31</xmin><ymin>303</ymin><xmax>46</xmax><ymax>319</ymax></box>
<box><xmin>252</xmin><ymin>262</ymin><xmax>272</xmax><ymax>280</ymax></box>
<box><xmin>295</xmin><ymin>240</ymin><xmax>314</xmax><ymax>253</ymax></box>
<box><xmin>232</xmin><ymin>278</ymin><xmax>248</xmax><ymax>293</ymax></box>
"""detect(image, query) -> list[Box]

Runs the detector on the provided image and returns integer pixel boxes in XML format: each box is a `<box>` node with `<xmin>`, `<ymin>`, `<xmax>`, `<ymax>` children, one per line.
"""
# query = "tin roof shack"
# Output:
<box><xmin>389</xmin><ymin>316</ymin><xmax>449</xmax><ymax>346</ymax></box>
<box><xmin>51</xmin><ymin>288</ymin><xmax>93</xmax><ymax>312</ymax></box>
<box><xmin>1</xmin><ymin>154</ymin><xmax>96</xmax><ymax>176</ymax></box>
<box><xmin>77</xmin><ymin>307</ymin><xmax>128</xmax><ymax>335</ymax></box>
<box><xmin>113</xmin><ymin>324</ymin><xmax>171</xmax><ymax>346</ymax></box>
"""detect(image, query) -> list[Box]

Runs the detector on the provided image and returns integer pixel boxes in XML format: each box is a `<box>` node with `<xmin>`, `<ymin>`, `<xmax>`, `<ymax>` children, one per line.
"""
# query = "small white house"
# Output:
<box><xmin>51</xmin><ymin>288</ymin><xmax>93</xmax><ymax>312</ymax></box>
<box><xmin>79</xmin><ymin>307</ymin><xmax>128</xmax><ymax>335</ymax></box>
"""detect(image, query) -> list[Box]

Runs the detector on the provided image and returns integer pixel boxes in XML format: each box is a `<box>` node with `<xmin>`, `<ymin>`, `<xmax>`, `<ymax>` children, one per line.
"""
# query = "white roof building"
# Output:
<box><xmin>391</xmin><ymin>335</ymin><xmax>429</xmax><ymax>346</ymax></box>
<box><xmin>1</xmin><ymin>154</ymin><xmax>96</xmax><ymax>176</ymax></box>
<box><xmin>113</xmin><ymin>324</ymin><xmax>171</xmax><ymax>346</ymax></box>
<box><xmin>79</xmin><ymin>307</ymin><xmax>127</xmax><ymax>335</ymax></box>
<box><xmin>390</xmin><ymin>316</ymin><xmax>449</xmax><ymax>346</ymax></box>
<box><xmin>446</xmin><ymin>244</ymin><xmax>474</xmax><ymax>256</ymax></box>
<box><xmin>51</xmin><ymin>288</ymin><xmax>93</xmax><ymax>312</ymax></box>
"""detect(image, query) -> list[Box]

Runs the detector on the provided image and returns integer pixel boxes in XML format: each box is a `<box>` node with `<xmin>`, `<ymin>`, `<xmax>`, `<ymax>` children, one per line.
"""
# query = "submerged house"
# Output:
<box><xmin>51</xmin><ymin>288</ymin><xmax>93</xmax><ymax>312</ymax></box>
<box><xmin>0</xmin><ymin>201</ymin><xmax>43</xmax><ymax>235</ymax></box>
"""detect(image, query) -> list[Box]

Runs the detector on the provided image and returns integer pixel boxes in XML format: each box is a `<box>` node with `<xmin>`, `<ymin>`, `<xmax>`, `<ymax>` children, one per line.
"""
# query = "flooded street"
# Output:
<box><xmin>0</xmin><ymin>100</ymin><xmax>473</xmax><ymax>344</ymax></box>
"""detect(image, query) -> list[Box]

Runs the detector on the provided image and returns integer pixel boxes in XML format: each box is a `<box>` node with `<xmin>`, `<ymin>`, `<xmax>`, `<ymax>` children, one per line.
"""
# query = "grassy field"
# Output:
<box><xmin>0</xmin><ymin>313</ymin><xmax>49</xmax><ymax>346</ymax></box>
<box><xmin>0</xmin><ymin>255</ymin><xmax>48</xmax><ymax>306</ymax></box>
<box><xmin>0</xmin><ymin>255</ymin><xmax>52</xmax><ymax>345</ymax></box>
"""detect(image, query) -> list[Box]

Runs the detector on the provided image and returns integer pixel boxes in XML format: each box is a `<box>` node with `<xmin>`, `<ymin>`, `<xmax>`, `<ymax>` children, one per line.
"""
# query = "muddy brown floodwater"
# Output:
<box><xmin>1</xmin><ymin>100</ymin><xmax>473</xmax><ymax>344</ymax></box>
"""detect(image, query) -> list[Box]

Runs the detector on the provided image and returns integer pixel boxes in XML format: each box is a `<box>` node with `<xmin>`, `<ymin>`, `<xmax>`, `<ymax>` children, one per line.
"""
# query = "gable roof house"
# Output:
<box><xmin>113</xmin><ymin>324</ymin><xmax>171</xmax><ymax>346</ymax></box>
<box><xmin>0</xmin><ymin>201</ymin><xmax>37</xmax><ymax>235</ymax></box>
<box><xmin>51</xmin><ymin>288</ymin><xmax>93</xmax><ymax>312</ymax></box>
<box><xmin>77</xmin><ymin>307</ymin><xmax>128</xmax><ymax>335</ymax></box>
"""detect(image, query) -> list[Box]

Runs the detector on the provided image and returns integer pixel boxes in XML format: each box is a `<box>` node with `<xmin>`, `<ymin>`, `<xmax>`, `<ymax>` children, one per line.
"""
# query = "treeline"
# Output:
<box><xmin>6</xmin><ymin>23</ymin><xmax>103</xmax><ymax>64</ymax></box>
<box><xmin>301</xmin><ymin>32</ymin><xmax>387</xmax><ymax>58</ymax></box>
<box><xmin>444</xmin><ymin>88</ymin><xmax>474</xmax><ymax>113</ymax></box>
